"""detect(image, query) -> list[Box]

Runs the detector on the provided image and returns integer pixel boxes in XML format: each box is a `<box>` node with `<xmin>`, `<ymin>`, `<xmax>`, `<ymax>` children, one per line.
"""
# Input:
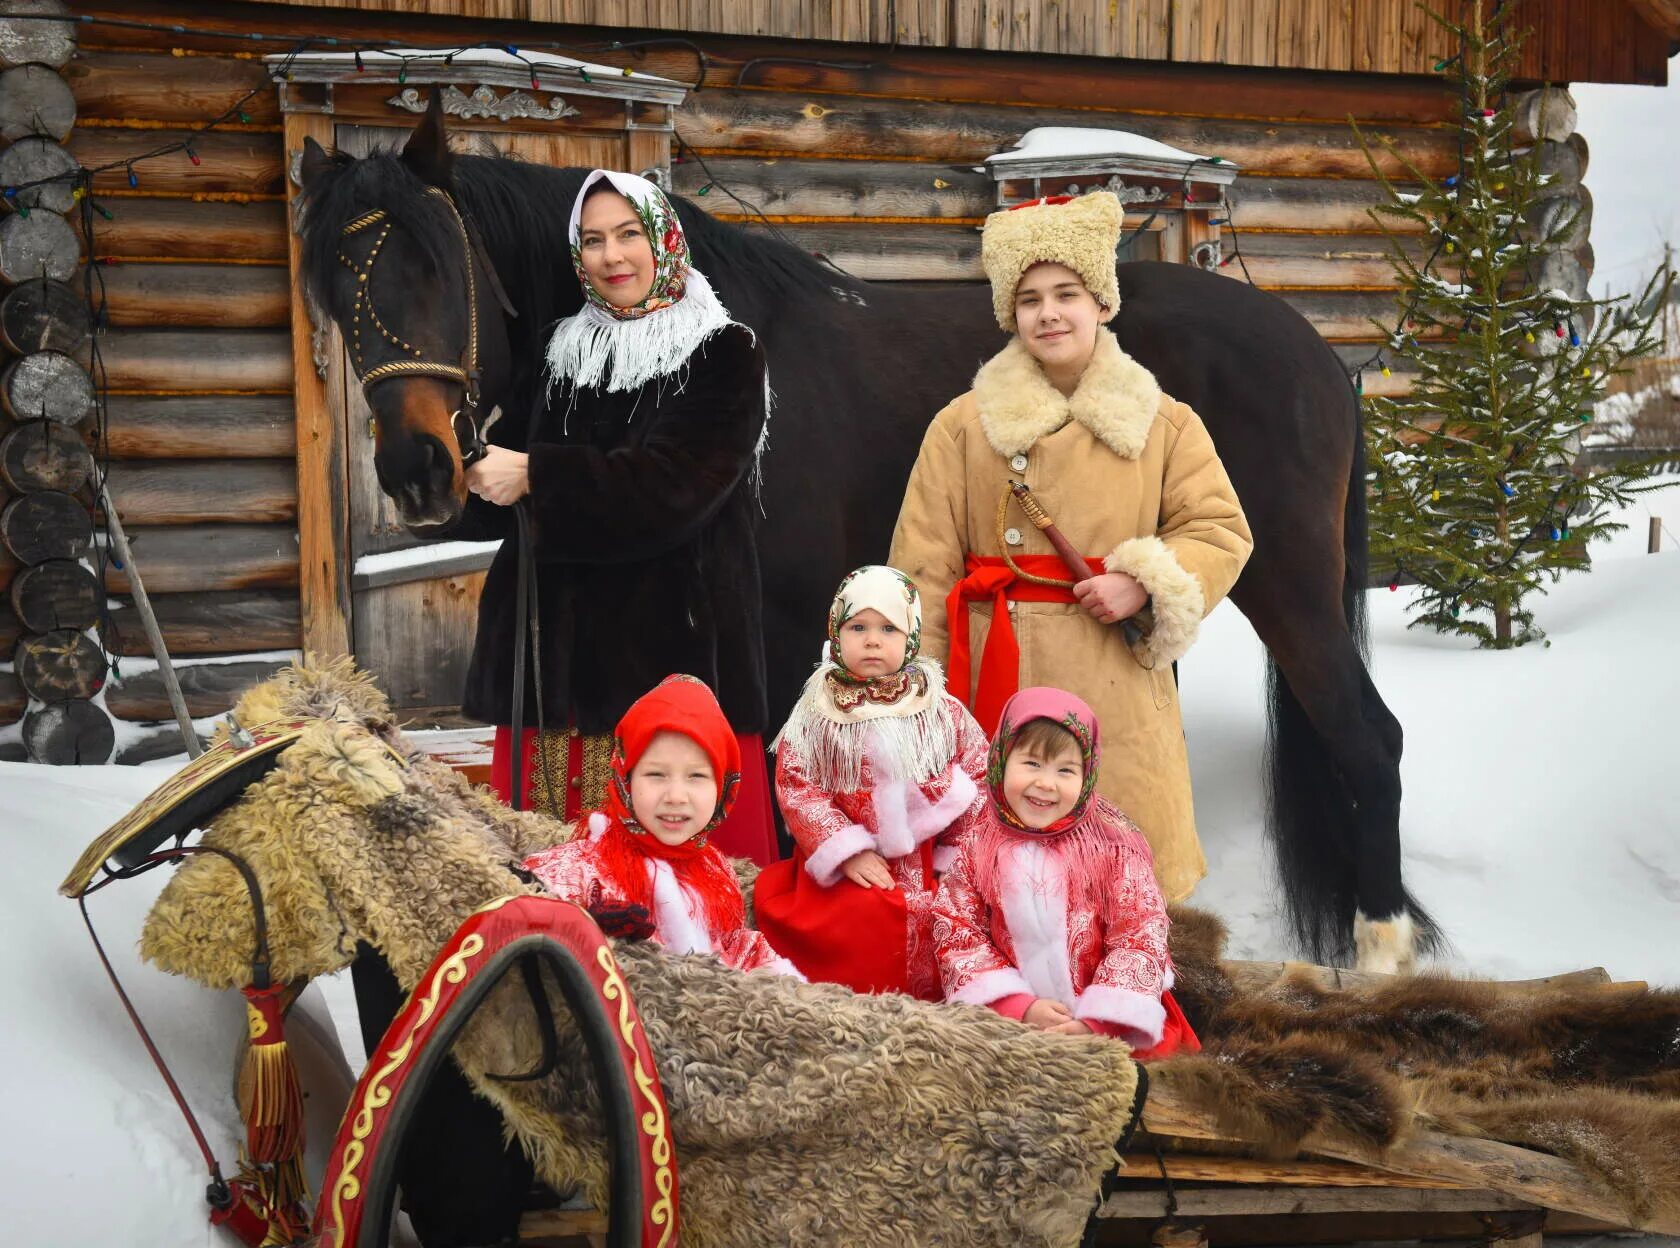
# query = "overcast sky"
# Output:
<box><xmin>1574</xmin><ymin>52</ymin><xmax>1680</xmax><ymax>299</ymax></box>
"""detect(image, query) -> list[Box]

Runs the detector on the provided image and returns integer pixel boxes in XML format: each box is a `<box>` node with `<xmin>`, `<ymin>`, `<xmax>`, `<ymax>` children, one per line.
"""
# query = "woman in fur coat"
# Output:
<box><xmin>754</xmin><ymin>565</ymin><xmax>988</xmax><ymax>999</ymax></box>
<box><xmin>889</xmin><ymin>191</ymin><xmax>1252</xmax><ymax>901</ymax></box>
<box><xmin>462</xmin><ymin>169</ymin><xmax>775</xmax><ymax>864</ymax></box>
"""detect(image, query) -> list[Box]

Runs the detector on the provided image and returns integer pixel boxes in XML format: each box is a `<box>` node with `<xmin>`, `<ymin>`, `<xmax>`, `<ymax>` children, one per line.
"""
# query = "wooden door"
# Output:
<box><xmin>332</xmin><ymin>124</ymin><xmax>632</xmax><ymax>719</ymax></box>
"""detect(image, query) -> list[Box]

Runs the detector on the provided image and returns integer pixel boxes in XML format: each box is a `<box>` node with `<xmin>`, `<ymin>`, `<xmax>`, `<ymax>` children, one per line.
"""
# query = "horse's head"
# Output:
<box><xmin>297</xmin><ymin>98</ymin><xmax>516</xmax><ymax>531</ymax></box>
<box><xmin>139</xmin><ymin>660</ymin><xmax>559</xmax><ymax>991</ymax></box>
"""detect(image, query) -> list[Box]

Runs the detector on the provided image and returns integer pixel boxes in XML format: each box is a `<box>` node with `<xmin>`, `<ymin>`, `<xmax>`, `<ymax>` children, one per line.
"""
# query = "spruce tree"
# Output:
<box><xmin>1354</xmin><ymin>0</ymin><xmax>1671</xmax><ymax>648</ymax></box>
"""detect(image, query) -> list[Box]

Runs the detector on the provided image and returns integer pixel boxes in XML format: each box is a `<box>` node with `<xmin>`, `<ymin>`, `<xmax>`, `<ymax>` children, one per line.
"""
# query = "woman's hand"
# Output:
<box><xmin>840</xmin><ymin>849</ymin><xmax>895</xmax><ymax>889</ymax></box>
<box><xmin>1022</xmin><ymin>997</ymin><xmax>1074</xmax><ymax>1029</ymax></box>
<box><xmin>1073</xmin><ymin>571</ymin><xmax>1148</xmax><ymax>625</ymax></box>
<box><xmin>465</xmin><ymin>446</ymin><xmax>530</xmax><ymax>506</ymax></box>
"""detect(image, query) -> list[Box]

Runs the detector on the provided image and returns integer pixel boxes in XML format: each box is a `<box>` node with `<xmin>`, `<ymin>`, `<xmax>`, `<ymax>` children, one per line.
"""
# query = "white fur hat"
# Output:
<box><xmin>980</xmin><ymin>191</ymin><xmax>1124</xmax><ymax>332</ymax></box>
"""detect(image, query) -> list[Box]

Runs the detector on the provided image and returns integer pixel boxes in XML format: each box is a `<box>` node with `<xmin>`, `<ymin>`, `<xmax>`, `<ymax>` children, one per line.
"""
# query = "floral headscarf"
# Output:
<box><xmin>984</xmin><ymin>686</ymin><xmax>1102</xmax><ymax>836</ymax></box>
<box><xmin>826</xmin><ymin>564</ymin><xmax>924</xmax><ymax>680</ymax></box>
<box><xmin>547</xmin><ymin>169</ymin><xmax>733</xmax><ymax>394</ymax></box>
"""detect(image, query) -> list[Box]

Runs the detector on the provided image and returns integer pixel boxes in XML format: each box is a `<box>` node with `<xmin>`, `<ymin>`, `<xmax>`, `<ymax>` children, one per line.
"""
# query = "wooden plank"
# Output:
<box><xmin>1116</xmin><ymin>1151</ymin><xmax>1472</xmax><ymax>1190</ymax></box>
<box><xmin>101</xmin><ymin>589</ymin><xmax>300</xmax><ymax>656</ymax></box>
<box><xmin>1139</xmin><ymin>1077</ymin><xmax>1674</xmax><ymax>1234</ymax></box>
<box><xmin>353</xmin><ymin>570</ymin><xmax>486</xmax><ymax>710</ymax></box>
<box><xmin>1221</xmin><ymin>960</ymin><xmax>1615</xmax><ymax>996</ymax></box>
<box><xmin>97</xmin><ymin>328</ymin><xmax>293</xmax><ymax>392</ymax></box>
<box><xmin>67</xmin><ymin>128</ymin><xmax>284</xmax><ymax>198</ymax></box>
<box><xmin>0</xmin><ymin>668</ymin><xmax>22</xmax><ymax>723</ymax></box>
<box><xmin>102</xmin><ymin>395</ymin><xmax>296</xmax><ymax>459</ymax></box>
<box><xmin>677</xmin><ymin>89</ymin><xmax>1459</xmax><ymax>179</ymax></box>
<box><xmin>63</xmin><ymin>49</ymin><xmax>279</xmax><ymax>127</ymax></box>
<box><xmin>1099</xmin><ymin>1184</ymin><xmax>1537</xmax><ymax>1218</ymax></box>
<box><xmin>76</xmin><ymin>197</ymin><xmax>289</xmax><ymax>263</ymax></box>
<box><xmin>101</xmin><ymin>524</ymin><xmax>299</xmax><ymax>594</ymax></box>
<box><xmin>285</xmin><ymin>111</ymin><xmax>350</xmax><ymax>659</ymax></box>
<box><xmin>102</xmin><ymin>459</ymin><xmax>297</xmax><ymax>525</ymax></box>
<box><xmin>96</xmin><ymin>262</ymin><xmax>290</xmax><ymax>329</ymax></box>
<box><xmin>105</xmin><ymin>657</ymin><xmax>290</xmax><ymax>721</ymax></box>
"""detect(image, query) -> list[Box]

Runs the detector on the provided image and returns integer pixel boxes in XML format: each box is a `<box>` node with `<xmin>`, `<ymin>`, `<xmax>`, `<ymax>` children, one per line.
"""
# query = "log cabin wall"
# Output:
<box><xmin>12</xmin><ymin>0</ymin><xmax>1642</xmax><ymax>748</ymax></box>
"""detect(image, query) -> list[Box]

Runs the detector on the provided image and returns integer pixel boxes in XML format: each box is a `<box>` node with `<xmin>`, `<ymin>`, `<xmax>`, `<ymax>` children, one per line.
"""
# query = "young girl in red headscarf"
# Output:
<box><xmin>523</xmin><ymin>675</ymin><xmax>798</xmax><ymax>976</ymax></box>
<box><xmin>934</xmin><ymin>686</ymin><xmax>1198</xmax><ymax>1059</ymax></box>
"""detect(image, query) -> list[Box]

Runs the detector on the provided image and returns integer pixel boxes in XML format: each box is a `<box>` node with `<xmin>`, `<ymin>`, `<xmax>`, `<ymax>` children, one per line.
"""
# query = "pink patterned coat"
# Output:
<box><xmin>932</xmin><ymin>803</ymin><xmax>1175</xmax><ymax>1047</ymax></box>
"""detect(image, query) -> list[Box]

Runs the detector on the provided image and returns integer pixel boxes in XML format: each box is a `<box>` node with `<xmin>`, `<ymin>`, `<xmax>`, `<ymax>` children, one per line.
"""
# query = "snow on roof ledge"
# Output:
<box><xmin>986</xmin><ymin>126</ymin><xmax>1235</xmax><ymax>171</ymax></box>
<box><xmin>269</xmin><ymin>46</ymin><xmax>677</xmax><ymax>84</ymax></box>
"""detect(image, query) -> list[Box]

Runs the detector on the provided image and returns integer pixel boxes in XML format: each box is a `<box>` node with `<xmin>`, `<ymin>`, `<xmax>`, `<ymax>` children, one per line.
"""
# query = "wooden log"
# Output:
<box><xmin>113</xmin><ymin>721</ymin><xmax>207</xmax><ymax>765</ymax></box>
<box><xmin>1535</xmin><ymin>249</ymin><xmax>1592</xmax><ymax>302</ymax></box>
<box><xmin>1227</xmin><ymin>177</ymin><xmax>1429</xmax><ymax>235</ymax></box>
<box><xmin>23</xmin><ymin>698</ymin><xmax>115</xmax><ymax>764</ymax></box>
<box><xmin>10</xmin><ymin>557</ymin><xmax>99</xmax><ymax>631</ymax></box>
<box><xmin>1</xmin><ymin>489</ymin><xmax>91</xmax><ymax>563</ymax></box>
<box><xmin>100</xmin><ymin>589</ymin><xmax>300</xmax><ymax>656</ymax></box>
<box><xmin>63</xmin><ymin>49</ymin><xmax>276</xmax><ymax>127</ymax></box>
<box><xmin>1140</xmin><ymin>1075</ymin><xmax>1675</xmax><ymax>1234</ymax></box>
<box><xmin>0</xmin><ymin>209</ymin><xmax>80</xmax><ymax>284</ymax></box>
<box><xmin>1216</xmin><ymin>232</ymin><xmax>1434</xmax><ymax>289</ymax></box>
<box><xmin>0</xmin><ymin>1</ymin><xmax>75</xmax><ymax>72</ymax></box>
<box><xmin>74</xmin><ymin>196</ymin><xmax>289</xmax><ymax>262</ymax></box>
<box><xmin>96</xmin><ymin>261</ymin><xmax>290</xmax><ymax>329</ymax></box>
<box><xmin>96</xmin><ymin>328</ymin><xmax>293</xmax><ymax>392</ymax></box>
<box><xmin>735</xmin><ymin>219</ymin><xmax>981</xmax><ymax>281</ymax></box>
<box><xmin>674</xmin><ymin>157</ymin><xmax>994</xmax><ymax>219</ymax></box>
<box><xmin>1510</xmin><ymin>87</ymin><xmax>1576</xmax><ymax>144</ymax></box>
<box><xmin>105</xmin><ymin>657</ymin><xmax>289</xmax><ymax>722</ymax></box>
<box><xmin>0</xmin><ymin>668</ymin><xmax>22</xmax><ymax>722</ymax></box>
<box><xmin>1530</xmin><ymin>137</ymin><xmax>1586</xmax><ymax>197</ymax></box>
<box><xmin>102</xmin><ymin>394</ymin><xmax>295</xmax><ymax>459</ymax></box>
<box><xmin>0</xmin><ymin>136</ymin><xmax>79</xmax><ymax>214</ymax></box>
<box><xmin>1102</xmin><ymin>1184</ymin><xmax>1537</xmax><ymax>1218</ymax></box>
<box><xmin>102</xmin><ymin>459</ymin><xmax>297</xmax><ymax>525</ymax></box>
<box><xmin>1523</xmin><ymin>186</ymin><xmax>1592</xmax><ymax>253</ymax></box>
<box><xmin>14</xmin><ymin>627</ymin><xmax>106</xmax><ymax>700</ymax></box>
<box><xmin>2</xmin><ymin>349</ymin><xmax>93</xmax><ymax>424</ymax></box>
<box><xmin>0</xmin><ymin>539</ymin><xmax>14</xmax><ymax>591</ymax></box>
<box><xmin>678</xmin><ymin>89</ymin><xmax>1460</xmax><ymax>178</ymax></box>
<box><xmin>0</xmin><ymin>63</ymin><xmax>77</xmax><ymax>142</ymax></box>
<box><xmin>67</xmin><ymin>128</ymin><xmax>284</xmax><ymax>198</ymax></box>
<box><xmin>1220</xmin><ymin>960</ymin><xmax>1615</xmax><ymax>996</ymax></box>
<box><xmin>1</xmin><ymin>277</ymin><xmax>92</xmax><ymax>354</ymax></box>
<box><xmin>100</xmin><ymin>524</ymin><xmax>298</xmax><ymax>593</ymax></box>
<box><xmin>0</xmin><ymin>419</ymin><xmax>91</xmax><ymax>492</ymax></box>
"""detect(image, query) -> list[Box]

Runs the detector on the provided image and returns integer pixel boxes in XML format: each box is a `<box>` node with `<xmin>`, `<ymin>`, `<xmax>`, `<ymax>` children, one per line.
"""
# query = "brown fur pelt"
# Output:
<box><xmin>1158</xmin><ymin>907</ymin><xmax>1680</xmax><ymax>1228</ymax></box>
<box><xmin>141</xmin><ymin>661</ymin><xmax>1140</xmax><ymax>1248</ymax></box>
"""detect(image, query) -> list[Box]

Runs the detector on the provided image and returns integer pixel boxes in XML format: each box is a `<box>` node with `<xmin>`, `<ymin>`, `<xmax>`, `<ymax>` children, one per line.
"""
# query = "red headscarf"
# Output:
<box><xmin>590</xmin><ymin>675</ymin><xmax>746</xmax><ymax>932</ymax></box>
<box><xmin>970</xmin><ymin>686</ymin><xmax>1126</xmax><ymax>911</ymax></box>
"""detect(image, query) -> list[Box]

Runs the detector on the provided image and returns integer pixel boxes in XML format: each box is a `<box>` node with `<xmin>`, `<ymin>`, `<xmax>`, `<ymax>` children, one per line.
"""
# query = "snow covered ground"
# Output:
<box><xmin>2</xmin><ymin>483</ymin><xmax>1676</xmax><ymax>1245</ymax></box>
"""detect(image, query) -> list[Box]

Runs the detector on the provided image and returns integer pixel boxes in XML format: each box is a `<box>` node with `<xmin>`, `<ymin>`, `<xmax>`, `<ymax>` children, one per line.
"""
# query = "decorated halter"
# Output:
<box><xmin>336</xmin><ymin>186</ymin><xmax>514</xmax><ymax>465</ymax></box>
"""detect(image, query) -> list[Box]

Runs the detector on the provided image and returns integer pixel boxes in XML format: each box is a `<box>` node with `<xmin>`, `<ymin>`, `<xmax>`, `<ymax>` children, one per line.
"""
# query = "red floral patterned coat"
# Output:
<box><xmin>776</xmin><ymin>692</ymin><xmax>989</xmax><ymax>999</ymax></box>
<box><xmin>933</xmin><ymin>802</ymin><xmax>1175</xmax><ymax>1047</ymax></box>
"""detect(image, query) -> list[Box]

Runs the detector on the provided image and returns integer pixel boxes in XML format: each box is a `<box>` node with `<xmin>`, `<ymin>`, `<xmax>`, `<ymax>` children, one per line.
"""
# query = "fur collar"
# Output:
<box><xmin>973</xmin><ymin>330</ymin><xmax>1163</xmax><ymax>461</ymax></box>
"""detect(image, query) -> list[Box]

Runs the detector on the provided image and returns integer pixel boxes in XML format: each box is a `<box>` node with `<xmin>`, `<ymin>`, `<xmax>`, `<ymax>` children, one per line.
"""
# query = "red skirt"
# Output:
<box><xmin>489</xmin><ymin>725</ymin><xmax>778</xmax><ymax>866</ymax></box>
<box><xmin>1129</xmin><ymin>992</ymin><xmax>1201</xmax><ymax>1062</ymax></box>
<box><xmin>753</xmin><ymin>843</ymin><xmax>941</xmax><ymax>1001</ymax></box>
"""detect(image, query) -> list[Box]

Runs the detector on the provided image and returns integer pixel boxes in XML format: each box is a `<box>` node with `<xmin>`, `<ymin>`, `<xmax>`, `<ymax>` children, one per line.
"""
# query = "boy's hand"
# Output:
<box><xmin>1023</xmin><ymin>998</ymin><xmax>1074</xmax><ymax>1029</ymax></box>
<box><xmin>1073</xmin><ymin>571</ymin><xmax>1147</xmax><ymax>625</ymax></box>
<box><xmin>465</xmin><ymin>445</ymin><xmax>530</xmax><ymax>506</ymax></box>
<box><xmin>841</xmin><ymin>849</ymin><xmax>895</xmax><ymax>889</ymax></box>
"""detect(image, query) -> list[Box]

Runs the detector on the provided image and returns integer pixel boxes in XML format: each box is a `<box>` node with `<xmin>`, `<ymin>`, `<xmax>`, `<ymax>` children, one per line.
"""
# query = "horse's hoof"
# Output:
<box><xmin>1353</xmin><ymin>911</ymin><xmax>1417</xmax><ymax>975</ymax></box>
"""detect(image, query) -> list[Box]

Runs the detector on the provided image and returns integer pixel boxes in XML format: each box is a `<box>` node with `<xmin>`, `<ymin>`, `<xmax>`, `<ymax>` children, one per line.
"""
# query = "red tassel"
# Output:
<box><xmin>230</xmin><ymin>983</ymin><xmax>308</xmax><ymax>1245</ymax></box>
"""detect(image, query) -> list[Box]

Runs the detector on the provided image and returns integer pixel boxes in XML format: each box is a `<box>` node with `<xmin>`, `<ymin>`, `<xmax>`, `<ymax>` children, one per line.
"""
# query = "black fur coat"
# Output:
<box><xmin>457</xmin><ymin>323</ymin><xmax>769</xmax><ymax>734</ymax></box>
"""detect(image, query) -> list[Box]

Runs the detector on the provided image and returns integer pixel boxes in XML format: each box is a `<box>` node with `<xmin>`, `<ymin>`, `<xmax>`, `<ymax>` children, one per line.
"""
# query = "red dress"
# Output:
<box><xmin>755</xmin><ymin>693</ymin><xmax>988</xmax><ymax>1000</ymax></box>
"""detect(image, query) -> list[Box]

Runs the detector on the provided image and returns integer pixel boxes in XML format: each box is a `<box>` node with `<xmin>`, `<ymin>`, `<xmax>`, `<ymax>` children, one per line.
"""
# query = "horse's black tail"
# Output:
<box><xmin>1263</xmin><ymin>388</ymin><xmax>1442</xmax><ymax>964</ymax></box>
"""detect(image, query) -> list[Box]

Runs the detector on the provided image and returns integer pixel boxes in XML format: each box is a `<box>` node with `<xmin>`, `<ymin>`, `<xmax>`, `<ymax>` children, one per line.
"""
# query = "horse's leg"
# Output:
<box><xmin>1232</xmin><ymin>564</ymin><xmax>1434</xmax><ymax>971</ymax></box>
<box><xmin>350</xmin><ymin>945</ymin><xmax>537</xmax><ymax>1245</ymax></box>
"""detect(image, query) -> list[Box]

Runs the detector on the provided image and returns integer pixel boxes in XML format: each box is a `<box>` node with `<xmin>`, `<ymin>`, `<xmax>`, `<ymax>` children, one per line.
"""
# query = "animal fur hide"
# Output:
<box><xmin>139</xmin><ymin>660</ymin><xmax>1140</xmax><ymax>1248</ymax></box>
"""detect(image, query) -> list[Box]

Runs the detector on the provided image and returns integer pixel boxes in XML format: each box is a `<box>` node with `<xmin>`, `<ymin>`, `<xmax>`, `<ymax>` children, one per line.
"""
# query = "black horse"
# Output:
<box><xmin>299</xmin><ymin>100</ymin><xmax>1437</xmax><ymax>972</ymax></box>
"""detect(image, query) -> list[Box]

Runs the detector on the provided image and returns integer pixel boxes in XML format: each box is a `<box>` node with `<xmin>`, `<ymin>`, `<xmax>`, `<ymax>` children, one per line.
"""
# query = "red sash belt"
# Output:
<box><xmin>946</xmin><ymin>553</ymin><xmax>1103</xmax><ymax>734</ymax></box>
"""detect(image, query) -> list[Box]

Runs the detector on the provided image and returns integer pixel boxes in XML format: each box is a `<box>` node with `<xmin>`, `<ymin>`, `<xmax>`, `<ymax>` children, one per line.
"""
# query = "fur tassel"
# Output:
<box><xmin>773</xmin><ymin>664</ymin><xmax>958</xmax><ymax>792</ymax></box>
<box><xmin>545</xmin><ymin>267</ymin><xmax>733</xmax><ymax>394</ymax></box>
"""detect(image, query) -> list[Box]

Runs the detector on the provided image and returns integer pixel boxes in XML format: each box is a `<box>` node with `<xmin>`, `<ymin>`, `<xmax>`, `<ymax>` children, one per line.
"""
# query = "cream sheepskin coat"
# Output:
<box><xmin>889</xmin><ymin>330</ymin><xmax>1252</xmax><ymax>900</ymax></box>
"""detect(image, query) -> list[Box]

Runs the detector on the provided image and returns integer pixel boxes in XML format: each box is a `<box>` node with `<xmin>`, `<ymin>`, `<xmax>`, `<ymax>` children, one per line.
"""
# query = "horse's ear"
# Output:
<box><xmin>401</xmin><ymin>90</ymin><xmax>454</xmax><ymax>188</ymax></box>
<box><xmin>299</xmin><ymin>136</ymin><xmax>338</xmax><ymax>194</ymax></box>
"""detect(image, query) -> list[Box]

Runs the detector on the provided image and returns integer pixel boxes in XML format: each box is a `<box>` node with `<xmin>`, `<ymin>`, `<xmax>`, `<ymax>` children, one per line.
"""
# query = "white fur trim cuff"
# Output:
<box><xmin>909</xmin><ymin>767</ymin><xmax>978</xmax><ymax>840</ymax></box>
<box><xmin>948</xmin><ymin>966</ymin><xmax>1034</xmax><ymax>1008</ymax></box>
<box><xmin>764</xmin><ymin>957</ymin><xmax>808</xmax><ymax>982</ymax></box>
<box><xmin>803</xmin><ymin>823</ymin><xmax>876</xmax><ymax>888</ymax></box>
<box><xmin>1104</xmin><ymin>536</ymin><xmax>1206</xmax><ymax>668</ymax></box>
<box><xmin>1074</xmin><ymin>985</ymin><xmax>1166</xmax><ymax>1046</ymax></box>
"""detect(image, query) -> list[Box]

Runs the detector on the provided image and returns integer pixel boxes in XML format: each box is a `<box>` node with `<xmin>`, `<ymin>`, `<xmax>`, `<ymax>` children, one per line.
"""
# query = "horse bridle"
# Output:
<box><xmin>337</xmin><ymin>185</ymin><xmax>513</xmax><ymax>464</ymax></box>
